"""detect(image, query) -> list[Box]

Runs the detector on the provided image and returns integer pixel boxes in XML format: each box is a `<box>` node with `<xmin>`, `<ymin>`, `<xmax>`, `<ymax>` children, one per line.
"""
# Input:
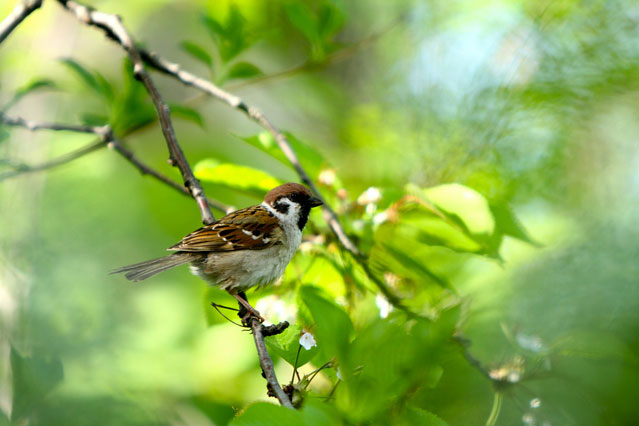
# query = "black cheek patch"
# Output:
<box><xmin>274</xmin><ymin>201</ymin><xmax>289</xmax><ymax>214</ymax></box>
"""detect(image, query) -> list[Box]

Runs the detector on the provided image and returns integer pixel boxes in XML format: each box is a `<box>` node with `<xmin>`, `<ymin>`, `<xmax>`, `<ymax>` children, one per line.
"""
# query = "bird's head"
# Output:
<box><xmin>264</xmin><ymin>183</ymin><xmax>323</xmax><ymax>230</ymax></box>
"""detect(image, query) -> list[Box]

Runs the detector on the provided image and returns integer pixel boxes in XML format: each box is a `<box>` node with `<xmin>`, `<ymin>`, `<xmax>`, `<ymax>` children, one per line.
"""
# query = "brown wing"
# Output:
<box><xmin>167</xmin><ymin>205</ymin><xmax>283</xmax><ymax>252</ymax></box>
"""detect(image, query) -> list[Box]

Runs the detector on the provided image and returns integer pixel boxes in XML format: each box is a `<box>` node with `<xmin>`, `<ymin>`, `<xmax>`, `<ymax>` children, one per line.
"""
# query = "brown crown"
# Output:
<box><xmin>264</xmin><ymin>183</ymin><xmax>314</xmax><ymax>205</ymax></box>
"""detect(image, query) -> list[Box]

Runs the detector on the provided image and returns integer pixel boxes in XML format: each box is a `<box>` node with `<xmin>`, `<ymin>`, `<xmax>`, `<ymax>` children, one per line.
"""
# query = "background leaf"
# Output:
<box><xmin>230</xmin><ymin>402</ymin><xmax>304</xmax><ymax>426</ymax></box>
<box><xmin>11</xmin><ymin>347</ymin><xmax>63</xmax><ymax>421</ymax></box>
<box><xmin>180</xmin><ymin>40</ymin><xmax>213</xmax><ymax>67</ymax></box>
<box><xmin>194</xmin><ymin>159</ymin><xmax>281</xmax><ymax>197</ymax></box>
<box><xmin>300</xmin><ymin>286</ymin><xmax>353</xmax><ymax>363</ymax></box>
<box><xmin>169</xmin><ymin>104</ymin><xmax>204</xmax><ymax>127</ymax></box>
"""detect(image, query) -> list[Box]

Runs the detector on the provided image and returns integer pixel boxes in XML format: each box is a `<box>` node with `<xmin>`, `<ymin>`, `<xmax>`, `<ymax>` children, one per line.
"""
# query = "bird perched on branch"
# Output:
<box><xmin>112</xmin><ymin>182</ymin><xmax>323</xmax><ymax>324</ymax></box>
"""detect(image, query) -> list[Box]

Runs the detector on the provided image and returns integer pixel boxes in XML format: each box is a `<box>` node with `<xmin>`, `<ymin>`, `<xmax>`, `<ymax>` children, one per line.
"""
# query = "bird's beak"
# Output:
<box><xmin>309</xmin><ymin>196</ymin><xmax>323</xmax><ymax>208</ymax></box>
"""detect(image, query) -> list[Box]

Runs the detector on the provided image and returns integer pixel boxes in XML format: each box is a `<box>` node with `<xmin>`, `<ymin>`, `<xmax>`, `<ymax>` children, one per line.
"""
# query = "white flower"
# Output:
<box><xmin>336</xmin><ymin>367</ymin><xmax>343</xmax><ymax>381</ymax></box>
<box><xmin>357</xmin><ymin>187</ymin><xmax>382</xmax><ymax>205</ymax></box>
<box><xmin>515</xmin><ymin>332</ymin><xmax>546</xmax><ymax>353</ymax></box>
<box><xmin>255</xmin><ymin>295</ymin><xmax>296</xmax><ymax>324</ymax></box>
<box><xmin>318</xmin><ymin>169</ymin><xmax>336</xmax><ymax>186</ymax></box>
<box><xmin>372</xmin><ymin>211</ymin><xmax>388</xmax><ymax>225</ymax></box>
<box><xmin>376</xmin><ymin>294</ymin><xmax>393</xmax><ymax>319</ymax></box>
<box><xmin>299</xmin><ymin>332</ymin><xmax>317</xmax><ymax>350</ymax></box>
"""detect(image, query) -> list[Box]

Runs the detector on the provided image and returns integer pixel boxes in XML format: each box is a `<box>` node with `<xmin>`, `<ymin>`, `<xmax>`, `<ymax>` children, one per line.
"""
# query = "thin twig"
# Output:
<box><xmin>0</xmin><ymin>113</ymin><xmax>229</xmax><ymax>212</ymax></box>
<box><xmin>0</xmin><ymin>0</ymin><xmax>42</xmax><ymax>44</ymax></box>
<box><xmin>0</xmin><ymin>113</ymin><xmax>107</xmax><ymax>134</ymax></box>
<box><xmin>249</xmin><ymin>317</ymin><xmax>294</xmax><ymax>409</ymax></box>
<box><xmin>56</xmin><ymin>0</ymin><xmax>215</xmax><ymax>225</ymax></box>
<box><xmin>0</xmin><ymin>138</ymin><xmax>104</xmax><ymax>181</ymax></box>
<box><xmin>453</xmin><ymin>335</ymin><xmax>493</xmax><ymax>381</ymax></box>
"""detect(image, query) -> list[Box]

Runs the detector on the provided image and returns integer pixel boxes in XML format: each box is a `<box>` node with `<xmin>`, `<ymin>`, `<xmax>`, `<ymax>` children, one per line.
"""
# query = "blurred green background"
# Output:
<box><xmin>1</xmin><ymin>0</ymin><xmax>637</xmax><ymax>425</ymax></box>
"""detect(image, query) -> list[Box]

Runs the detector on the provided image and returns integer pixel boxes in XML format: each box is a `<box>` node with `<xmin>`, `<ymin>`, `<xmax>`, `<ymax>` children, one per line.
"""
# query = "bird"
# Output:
<box><xmin>112</xmin><ymin>182</ymin><xmax>323</xmax><ymax>325</ymax></box>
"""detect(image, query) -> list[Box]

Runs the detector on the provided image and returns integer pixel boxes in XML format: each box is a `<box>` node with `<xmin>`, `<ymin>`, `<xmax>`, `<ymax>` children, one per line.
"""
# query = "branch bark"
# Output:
<box><xmin>0</xmin><ymin>0</ymin><xmax>41</xmax><ymax>44</ymax></box>
<box><xmin>249</xmin><ymin>318</ymin><xmax>294</xmax><ymax>409</ymax></box>
<box><xmin>56</xmin><ymin>0</ymin><xmax>215</xmax><ymax>225</ymax></box>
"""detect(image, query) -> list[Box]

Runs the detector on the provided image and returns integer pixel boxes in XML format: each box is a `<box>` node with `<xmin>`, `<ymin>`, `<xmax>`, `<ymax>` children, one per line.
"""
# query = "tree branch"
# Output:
<box><xmin>0</xmin><ymin>138</ymin><xmax>104</xmax><ymax>181</ymax></box>
<box><xmin>0</xmin><ymin>0</ymin><xmax>41</xmax><ymax>44</ymax></box>
<box><xmin>56</xmin><ymin>0</ymin><xmax>215</xmax><ymax>225</ymax></box>
<box><xmin>137</xmin><ymin>50</ymin><xmax>364</xmax><ymax>258</ymax></box>
<box><xmin>249</xmin><ymin>318</ymin><xmax>294</xmax><ymax>409</ymax></box>
<box><xmin>0</xmin><ymin>113</ymin><xmax>229</xmax><ymax>212</ymax></box>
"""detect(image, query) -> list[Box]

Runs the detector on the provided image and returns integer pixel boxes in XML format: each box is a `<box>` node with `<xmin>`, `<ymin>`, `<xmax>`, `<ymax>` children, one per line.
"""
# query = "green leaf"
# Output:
<box><xmin>201</xmin><ymin>15</ymin><xmax>227</xmax><ymax>43</ymax></box>
<box><xmin>396</xmin><ymin>183</ymin><xmax>499</xmax><ymax>256</ymax></box>
<box><xmin>111</xmin><ymin>59</ymin><xmax>156</xmax><ymax>134</ymax></box>
<box><xmin>240</xmin><ymin>131</ymin><xmax>327</xmax><ymax>179</ymax></box>
<box><xmin>202</xmin><ymin>6</ymin><xmax>252</xmax><ymax>62</ymax></box>
<box><xmin>11</xmin><ymin>346</ymin><xmax>63</xmax><ymax>421</ymax></box>
<box><xmin>169</xmin><ymin>104</ymin><xmax>204</xmax><ymax>127</ymax></box>
<box><xmin>317</xmin><ymin>2</ymin><xmax>345</xmax><ymax>39</ymax></box>
<box><xmin>60</xmin><ymin>58</ymin><xmax>101</xmax><ymax>95</ymax></box>
<box><xmin>80</xmin><ymin>113</ymin><xmax>110</xmax><ymax>127</ymax></box>
<box><xmin>371</xmin><ymin>243</ymin><xmax>451</xmax><ymax>289</ymax></box>
<box><xmin>285</xmin><ymin>3</ymin><xmax>320</xmax><ymax>45</ymax></box>
<box><xmin>194</xmin><ymin>159</ymin><xmax>281</xmax><ymax>197</ymax></box>
<box><xmin>300</xmin><ymin>286</ymin><xmax>353</xmax><ymax>362</ymax></box>
<box><xmin>300</xmin><ymin>400</ymin><xmax>343</xmax><ymax>426</ymax></box>
<box><xmin>3</xmin><ymin>79</ymin><xmax>57</xmax><ymax>111</ymax></box>
<box><xmin>222</xmin><ymin>62</ymin><xmax>263</xmax><ymax>83</ymax></box>
<box><xmin>230</xmin><ymin>402</ymin><xmax>304</xmax><ymax>426</ymax></box>
<box><xmin>489</xmin><ymin>202</ymin><xmax>539</xmax><ymax>246</ymax></box>
<box><xmin>399</xmin><ymin>407</ymin><xmax>449</xmax><ymax>426</ymax></box>
<box><xmin>420</xmin><ymin>183</ymin><xmax>495</xmax><ymax>236</ymax></box>
<box><xmin>92</xmin><ymin>70</ymin><xmax>115</xmax><ymax>102</ymax></box>
<box><xmin>337</xmin><ymin>319</ymin><xmax>447</xmax><ymax>423</ymax></box>
<box><xmin>265</xmin><ymin>322</ymin><xmax>318</xmax><ymax>367</ymax></box>
<box><xmin>180</xmin><ymin>40</ymin><xmax>213</xmax><ymax>67</ymax></box>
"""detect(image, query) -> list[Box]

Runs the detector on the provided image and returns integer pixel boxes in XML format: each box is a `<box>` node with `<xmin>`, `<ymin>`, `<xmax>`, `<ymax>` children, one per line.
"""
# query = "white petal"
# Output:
<box><xmin>299</xmin><ymin>332</ymin><xmax>317</xmax><ymax>350</ymax></box>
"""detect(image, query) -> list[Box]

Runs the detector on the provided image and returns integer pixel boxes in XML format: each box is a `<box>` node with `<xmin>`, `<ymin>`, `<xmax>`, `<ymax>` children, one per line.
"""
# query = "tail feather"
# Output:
<box><xmin>111</xmin><ymin>253</ymin><xmax>192</xmax><ymax>282</ymax></box>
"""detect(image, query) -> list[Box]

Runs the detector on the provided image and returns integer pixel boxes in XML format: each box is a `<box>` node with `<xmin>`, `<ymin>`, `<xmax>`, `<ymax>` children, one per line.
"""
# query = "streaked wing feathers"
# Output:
<box><xmin>167</xmin><ymin>205</ymin><xmax>283</xmax><ymax>252</ymax></box>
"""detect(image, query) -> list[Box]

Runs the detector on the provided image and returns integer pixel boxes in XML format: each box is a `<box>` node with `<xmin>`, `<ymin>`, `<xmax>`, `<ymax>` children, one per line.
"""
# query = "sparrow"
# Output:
<box><xmin>112</xmin><ymin>182</ymin><xmax>323</xmax><ymax>324</ymax></box>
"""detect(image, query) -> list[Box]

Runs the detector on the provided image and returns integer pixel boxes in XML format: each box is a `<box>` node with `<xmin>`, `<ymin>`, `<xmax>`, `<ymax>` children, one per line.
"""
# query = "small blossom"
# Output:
<box><xmin>372</xmin><ymin>211</ymin><xmax>388</xmax><ymax>225</ymax></box>
<box><xmin>318</xmin><ymin>169</ymin><xmax>336</xmax><ymax>186</ymax></box>
<box><xmin>299</xmin><ymin>242</ymin><xmax>314</xmax><ymax>255</ymax></box>
<box><xmin>522</xmin><ymin>413</ymin><xmax>535</xmax><ymax>425</ymax></box>
<box><xmin>299</xmin><ymin>332</ymin><xmax>317</xmax><ymax>350</ymax></box>
<box><xmin>383</xmin><ymin>272</ymin><xmax>400</xmax><ymax>288</ymax></box>
<box><xmin>516</xmin><ymin>332</ymin><xmax>546</xmax><ymax>353</ymax></box>
<box><xmin>357</xmin><ymin>187</ymin><xmax>382</xmax><ymax>205</ymax></box>
<box><xmin>336</xmin><ymin>188</ymin><xmax>348</xmax><ymax>200</ymax></box>
<box><xmin>255</xmin><ymin>295</ymin><xmax>295</xmax><ymax>324</ymax></box>
<box><xmin>530</xmin><ymin>398</ymin><xmax>541</xmax><ymax>409</ymax></box>
<box><xmin>336</xmin><ymin>367</ymin><xmax>343</xmax><ymax>381</ymax></box>
<box><xmin>376</xmin><ymin>294</ymin><xmax>393</xmax><ymax>319</ymax></box>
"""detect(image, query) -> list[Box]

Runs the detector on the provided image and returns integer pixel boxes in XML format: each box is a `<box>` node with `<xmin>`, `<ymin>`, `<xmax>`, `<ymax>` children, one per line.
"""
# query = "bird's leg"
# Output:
<box><xmin>232</xmin><ymin>291</ymin><xmax>265</xmax><ymax>326</ymax></box>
